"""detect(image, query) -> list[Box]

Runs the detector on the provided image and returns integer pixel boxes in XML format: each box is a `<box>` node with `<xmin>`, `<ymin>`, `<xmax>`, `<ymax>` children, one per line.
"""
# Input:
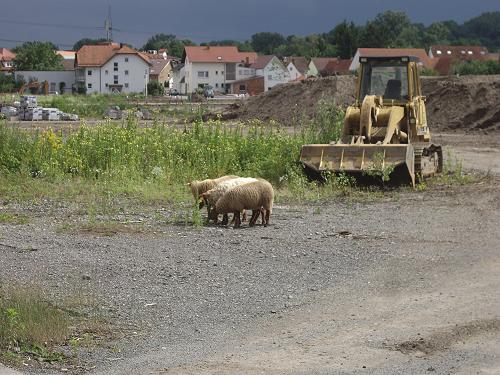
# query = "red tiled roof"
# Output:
<box><xmin>357</xmin><ymin>48</ymin><xmax>433</xmax><ymax>68</ymax></box>
<box><xmin>322</xmin><ymin>59</ymin><xmax>352</xmax><ymax>75</ymax></box>
<box><xmin>0</xmin><ymin>48</ymin><xmax>16</xmax><ymax>60</ymax></box>
<box><xmin>150</xmin><ymin>59</ymin><xmax>170</xmax><ymax>76</ymax></box>
<box><xmin>285</xmin><ymin>56</ymin><xmax>309</xmax><ymax>74</ymax></box>
<box><xmin>76</xmin><ymin>43</ymin><xmax>151</xmax><ymax>67</ymax></box>
<box><xmin>184</xmin><ymin>46</ymin><xmax>257</xmax><ymax>64</ymax></box>
<box><xmin>250</xmin><ymin>55</ymin><xmax>275</xmax><ymax>69</ymax></box>
<box><xmin>57</xmin><ymin>50</ymin><xmax>76</xmax><ymax>60</ymax></box>
<box><xmin>311</xmin><ymin>57</ymin><xmax>338</xmax><ymax>72</ymax></box>
<box><xmin>430</xmin><ymin>45</ymin><xmax>489</xmax><ymax>60</ymax></box>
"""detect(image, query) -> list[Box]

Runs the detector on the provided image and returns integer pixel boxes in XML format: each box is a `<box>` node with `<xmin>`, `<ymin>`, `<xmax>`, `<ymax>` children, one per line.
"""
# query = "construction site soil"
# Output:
<box><xmin>213</xmin><ymin>75</ymin><xmax>500</xmax><ymax>132</ymax></box>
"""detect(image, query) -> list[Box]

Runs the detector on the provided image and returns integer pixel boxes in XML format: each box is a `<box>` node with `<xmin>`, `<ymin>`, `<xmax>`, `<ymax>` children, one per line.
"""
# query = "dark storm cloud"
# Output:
<box><xmin>1</xmin><ymin>0</ymin><xmax>499</xmax><ymax>48</ymax></box>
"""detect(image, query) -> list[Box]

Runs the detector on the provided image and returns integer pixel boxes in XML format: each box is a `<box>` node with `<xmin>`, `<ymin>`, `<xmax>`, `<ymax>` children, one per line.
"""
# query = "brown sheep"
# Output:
<box><xmin>214</xmin><ymin>179</ymin><xmax>274</xmax><ymax>228</ymax></box>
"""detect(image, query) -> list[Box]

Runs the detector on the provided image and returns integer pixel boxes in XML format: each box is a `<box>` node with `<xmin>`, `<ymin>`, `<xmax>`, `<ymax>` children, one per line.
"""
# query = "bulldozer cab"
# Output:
<box><xmin>300</xmin><ymin>56</ymin><xmax>440</xmax><ymax>186</ymax></box>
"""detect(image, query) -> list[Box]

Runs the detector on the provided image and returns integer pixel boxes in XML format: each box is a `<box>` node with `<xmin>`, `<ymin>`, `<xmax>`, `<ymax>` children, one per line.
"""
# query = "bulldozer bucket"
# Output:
<box><xmin>300</xmin><ymin>143</ymin><xmax>415</xmax><ymax>186</ymax></box>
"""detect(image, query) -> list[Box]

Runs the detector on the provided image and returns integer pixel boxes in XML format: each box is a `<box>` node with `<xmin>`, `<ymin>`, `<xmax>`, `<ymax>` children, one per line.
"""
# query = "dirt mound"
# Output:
<box><xmin>423</xmin><ymin>75</ymin><xmax>500</xmax><ymax>132</ymax></box>
<box><xmin>216</xmin><ymin>75</ymin><xmax>500</xmax><ymax>132</ymax></box>
<box><xmin>210</xmin><ymin>76</ymin><xmax>356</xmax><ymax>126</ymax></box>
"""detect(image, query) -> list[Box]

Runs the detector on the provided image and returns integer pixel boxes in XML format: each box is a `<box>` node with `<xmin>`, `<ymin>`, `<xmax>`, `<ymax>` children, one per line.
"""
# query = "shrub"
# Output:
<box><xmin>452</xmin><ymin>60</ymin><xmax>500</xmax><ymax>75</ymax></box>
<box><xmin>147</xmin><ymin>80</ymin><xmax>165</xmax><ymax>96</ymax></box>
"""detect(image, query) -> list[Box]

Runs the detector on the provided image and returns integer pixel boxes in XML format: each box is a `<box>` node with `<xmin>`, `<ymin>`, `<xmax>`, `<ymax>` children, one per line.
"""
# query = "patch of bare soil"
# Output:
<box><xmin>213</xmin><ymin>75</ymin><xmax>500</xmax><ymax>133</ymax></box>
<box><xmin>395</xmin><ymin>318</ymin><xmax>500</xmax><ymax>355</ymax></box>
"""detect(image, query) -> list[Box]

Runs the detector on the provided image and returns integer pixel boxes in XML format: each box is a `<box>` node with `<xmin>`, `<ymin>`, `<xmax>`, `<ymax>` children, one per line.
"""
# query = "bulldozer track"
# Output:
<box><xmin>414</xmin><ymin>144</ymin><xmax>443</xmax><ymax>181</ymax></box>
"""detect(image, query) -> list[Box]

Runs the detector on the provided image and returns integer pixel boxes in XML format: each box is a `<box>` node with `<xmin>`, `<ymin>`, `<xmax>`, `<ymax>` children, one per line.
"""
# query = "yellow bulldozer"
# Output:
<box><xmin>300</xmin><ymin>56</ymin><xmax>442</xmax><ymax>186</ymax></box>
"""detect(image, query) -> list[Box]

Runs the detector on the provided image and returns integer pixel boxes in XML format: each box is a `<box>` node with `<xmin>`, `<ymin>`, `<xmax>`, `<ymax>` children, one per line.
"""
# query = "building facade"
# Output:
<box><xmin>75</xmin><ymin>43</ymin><xmax>151</xmax><ymax>94</ymax></box>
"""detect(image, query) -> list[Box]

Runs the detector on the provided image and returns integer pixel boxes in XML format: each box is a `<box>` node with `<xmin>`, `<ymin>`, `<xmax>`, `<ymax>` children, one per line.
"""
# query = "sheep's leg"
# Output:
<box><xmin>260</xmin><ymin>207</ymin><xmax>266</xmax><ymax>225</ymax></box>
<box><xmin>221</xmin><ymin>214</ymin><xmax>229</xmax><ymax>226</ymax></box>
<box><xmin>233</xmin><ymin>211</ymin><xmax>241</xmax><ymax>228</ymax></box>
<box><xmin>264</xmin><ymin>208</ymin><xmax>271</xmax><ymax>227</ymax></box>
<box><xmin>242</xmin><ymin>210</ymin><xmax>247</xmax><ymax>222</ymax></box>
<box><xmin>205</xmin><ymin>204</ymin><xmax>211</xmax><ymax>224</ymax></box>
<box><xmin>249</xmin><ymin>210</ymin><xmax>259</xmax><ymax>227</ymax></box>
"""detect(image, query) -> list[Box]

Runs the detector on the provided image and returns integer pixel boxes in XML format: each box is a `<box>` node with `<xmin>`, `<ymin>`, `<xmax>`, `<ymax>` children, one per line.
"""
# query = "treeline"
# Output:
<box><xmin>133</xmin><ymin>11</ymin><xmax>500</xmax><ymax>59</ymax></box>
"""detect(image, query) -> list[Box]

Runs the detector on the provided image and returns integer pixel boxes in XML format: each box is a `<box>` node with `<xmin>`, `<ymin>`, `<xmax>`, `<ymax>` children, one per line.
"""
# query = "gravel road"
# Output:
<box><xmin>1</xmin><ymin>136</ymin><xmax>499</xmax><ymax>375</ymax></box>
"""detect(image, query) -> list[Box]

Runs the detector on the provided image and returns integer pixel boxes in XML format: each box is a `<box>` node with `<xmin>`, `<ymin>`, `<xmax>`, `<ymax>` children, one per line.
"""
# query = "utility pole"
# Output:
<box><xmin>104</xmin><ymin>5</ymin><xmax>113</xmax><ymax>42</ymax></box>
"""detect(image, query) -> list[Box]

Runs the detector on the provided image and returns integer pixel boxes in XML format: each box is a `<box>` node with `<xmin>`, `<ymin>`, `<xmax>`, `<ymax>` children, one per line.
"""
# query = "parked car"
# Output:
<box><xmin>168</xmin><ymin>89</ymin><xmax>180</xmax><ymax>96</ymax></box>
<box><xmin>203</xmin><ymin>86</ymin><xmax>214</xmax><ymax>98</ymax></box>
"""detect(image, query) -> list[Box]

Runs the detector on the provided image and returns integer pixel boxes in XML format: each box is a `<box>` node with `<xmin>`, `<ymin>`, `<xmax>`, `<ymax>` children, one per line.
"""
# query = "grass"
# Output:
<box><xmin>0</xmin><ymin>103</ymin><xmax>478</xmax><ymax>224</ymax></box>
<box><xmin>0</xmin><ymin>212</ymin><xmax>28</xmax><ymax>225</ymax></box>
<box><xmin>0</xmin><ymin>285</ymin><xmax>109</xmax><ymax>368</ymax></box>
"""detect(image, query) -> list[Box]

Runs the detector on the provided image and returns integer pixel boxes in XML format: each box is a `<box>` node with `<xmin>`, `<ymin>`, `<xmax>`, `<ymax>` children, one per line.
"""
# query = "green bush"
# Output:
<box><xmin>147</xmin><ymin>80</ymin><xmax>165</xmax><ymax>96</ymax></box>
<box><xmin>0</xmin><ymin>106</ymin><xmax>343</xmax><ymax>186</ymax></box>
<box><xmin>452</xmin><ymin>60</ymin><xmax>500</xmax><ymax>75</ymax></box>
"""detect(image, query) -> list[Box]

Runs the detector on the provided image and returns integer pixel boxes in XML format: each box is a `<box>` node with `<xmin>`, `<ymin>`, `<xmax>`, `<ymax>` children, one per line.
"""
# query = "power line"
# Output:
<box><xmin>0</xmin><ymin>18</ymin><xmax>103</xmax><ymax>31</ymax></box>
<box><xmin>0</xmin><ymin>37</ymin><xmax>74</xmax><ymax>48</ymax></box>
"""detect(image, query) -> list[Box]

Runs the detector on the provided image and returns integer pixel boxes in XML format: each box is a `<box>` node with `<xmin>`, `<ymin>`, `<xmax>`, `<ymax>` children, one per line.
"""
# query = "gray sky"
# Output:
<box><xmin>1</xmin><ymin>0</ymin><xmax>499</xmax><ymax>49</ymax></box>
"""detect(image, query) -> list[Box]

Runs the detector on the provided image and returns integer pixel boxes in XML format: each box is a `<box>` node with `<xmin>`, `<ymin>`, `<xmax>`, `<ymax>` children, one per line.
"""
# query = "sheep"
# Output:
<box><xmin>201</xmin><ymin>177</ymin><xmax>258</xmax><ymax>224</ymax></box>
<box><xmin>187</xmin><ymin>175</ymin><xmax>239</xmax><ymax>203</ymax></box>
<box><xmin>214</xmin><ymin>179</ymin><xmax>274</xmax><ymax>228</ymax></box>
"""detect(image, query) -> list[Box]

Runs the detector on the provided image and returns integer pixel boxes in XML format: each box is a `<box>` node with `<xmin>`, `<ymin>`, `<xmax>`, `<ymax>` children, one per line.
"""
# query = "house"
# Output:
<box><xmin>14</xmin><ymin>70</ymin><xmax>76</xmax><ymax>94</ymax></box>
<box><xmin>171</xmin><ymin>62</ymin><xmax>186</xmax><ymax>93</ymax></box>
<box><xmin>307</xmin><ymin>58</ymin><xmax>338</xmax><ymax>77</ymax></box>
<box><xmin>57</xmin><ymin>50</ymin><xmax>76</xmax><ymax>71</ymax></box>
<box><xmin>149</xmin><ymin>59</ymin><xmax>172</xmax><ymax>88</ymax></box>
<box><xmin>284</xmin><ymin>56</ymin><xmax>309</xmax><ymax>80</ymax></box>
<box><xmin>75</xmin><ymin>42</ymin><xmax>151</xmax><ymax>94</ymax></box>
<box><xmin>428</xmin><ymin>45</ymin><xmax>495</xmax><ymax>75</ymax></box>
<box><xmin>320</xmin><ymin>58</ymin><xmax>353</xmax><ymax>76</ymax></box>
<box><xmin>250</xmin><ymin>55</ymin><xmax>290</xmax><ymax>91</ymax></box>
<box><xmin>228</xmin><ymin>76</ymin><xmax>264</xmax><ymax>96</ymax></box>
<box><xmin>0</xmin><ymin>48</ymin><xmax>16</xmax><ymax>73</ymax></box>
<box><xmin>349</xmin><ymin>48</ymin><xmax>433</xmax><ymax>71</ymax></box>
<box><xmin>182</xmin><ymin>46</ymin><xmax>257</xmax><ymax>93</ymax></box>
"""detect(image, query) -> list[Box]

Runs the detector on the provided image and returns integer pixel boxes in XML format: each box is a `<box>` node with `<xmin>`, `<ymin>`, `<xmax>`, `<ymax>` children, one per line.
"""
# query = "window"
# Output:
<box><xmin>125</xmin><ymin>57</ymin><xmax>129</xmax><ymax>62</ymax></box>
<box><xmin>359</xmin><ymin>63</ymin><xmax>408</xmax><ymax>101</ymax></box>
<box><xmin>125</xmin><ymin>83</ymin><xmax>129</xmax><ymax>88</ymax></box>
<box><xmin>447</xmin><ymin>51</ymin><xmax>452</xmax><ymax>55</ymax></box>
<box><xmin>239</xmin><ymin>70</ymin><xmax>243</xmax><ymax>75</ymax></box>
<box><xmin>105</xmin><ymin>83</ymin><xmax>108</xmax><ymax>87</ymax></box>
<box><xmin>125</xmin><ymin>70</ymin><xmax>129</xmax><ymax>75</ymax></box>
<box><xmin>197</xmin><ymin>71</ymin><xmax>209</xmax><ymax>78</ymax></box>
<box><xmin>114</xmin><ymin>62</ymin><xmax>118</xmax><ymax>71</ymax></box>
<box><xmin>467</xmin><ymin>51</ymin><xmax>473</xmax><ymax>55</ymax></box>
<box><xmin>87</xmin><ymin>83</ymin><xmax>92</xmax><ymax>89</ymax></box>
<box><xmin>114</xmin><ymin>75</ymin><xmax>118</xmax><ymax>84</ymax></box>
<box><xmin>215</xmin><ymin>83</ymin><xmax>218</xmax><ymax>88</ymax></box>
<box><xmin>87</xmin><ymin>70</ymin><xmax>92</xmax><ymax>76</ymax></box>
<box><xmin>239</xmin><ymin>85</ymin><xmax>246</xmax><ymax>91</ymax></box>
<box><xmin>105</xmin><ymin>70</ymin><xmax>108</xmax><ymax>75</ymax></box>
<box><xmin>215</xmin><ymin>71</ymin><xmax>218</xmax><ymax>75</ymax></box>
<box><xmin>268</xmin><ymin>75</ymin><xmax>273</xmax><ymax>80</ymax></box>
<box><xmin>221</xmin><ymin>71</ymin><xmax>224</xmax><ymax>75</ymax></box>
<box><xmin>221</xmin><ymin>83</ymin><xmax>224</xmax><ymax>88</ymax></box>
<box><xmin>436</xmin><ymin>50</ymin><xmax>442</xmax><ymax>55</ymax></box>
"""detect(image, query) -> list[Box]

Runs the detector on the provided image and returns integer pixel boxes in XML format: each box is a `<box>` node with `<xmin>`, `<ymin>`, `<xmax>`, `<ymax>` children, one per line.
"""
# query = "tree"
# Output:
<box><xmin>329</xmin><ymin>21</ymin><xmax>359</xmax><ymax>58</ymax></box>
<box><xmin>461</xmin><ymin>12</ymin><xmax>500</xmax><ymax>51</ymax></box>
<box><xmin>142</xmin><ymin>34</ymin><xmax>195</xmax><ymax>58</ymax></box>
<box><xmin>201</xmin><ymin>40</ymin><xmax>254</xmax><ymax>52</ymax></box>
<box><xmin>423</xmin><ymin>22</ymin><xmax>451</xmax><ymax>48</ymax></box>
<box><xmin>395</xmin><ymin>24</ymin><xmax>425</xmax><ymax>48</ymax></box>
<box><xmin>72</xmin><ymin>38</ymin><xmax>107</xmax><ymax>51</ymax></box>
<box><xmin>250</xmin><ymin>32</ymin><xmax>286</xmax><ymax>54</ymax></box>
<box><xmin>13</xmin><ymin>42</ymin><xmax>64</xmax><ymax>71</ymax></box>
<box><xmin>360</xmin><ymin>11</ymin><xmax>411</xmax><ymax>48</ymax></box>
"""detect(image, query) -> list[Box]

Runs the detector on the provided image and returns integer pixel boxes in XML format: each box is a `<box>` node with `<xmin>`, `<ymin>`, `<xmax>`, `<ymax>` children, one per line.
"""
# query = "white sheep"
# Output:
<box><xmin>214</xmin><ymin>179</ymin><xmax>274</xmax><ymax>228</ymax></box>
<box><xmin>187</xmin><ymin>175</ymin><xmax>239</xmax><ymax>206</ymax></box>
<box><xmin>201</xmin><ymin>177</ymin><xmax>258</xmax><ymax>224</ymax></box>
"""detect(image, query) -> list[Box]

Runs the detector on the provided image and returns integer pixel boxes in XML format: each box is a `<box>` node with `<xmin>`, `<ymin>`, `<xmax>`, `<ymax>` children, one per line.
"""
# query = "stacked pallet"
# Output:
<box><xmin>18</xmin><ymin>96</ymin><xmax>42</xmax><ymax>121</ymax></box>
<box><xmin>42</xmin><ymin>108</ymin><xmax>61</xmax><ymax>121</ymax></box>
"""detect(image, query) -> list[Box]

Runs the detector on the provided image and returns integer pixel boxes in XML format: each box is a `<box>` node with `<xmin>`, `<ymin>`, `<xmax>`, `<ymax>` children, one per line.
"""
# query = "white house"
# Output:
<box><xmin>250</xmin><ymin>55</ymin><xmax>290</xmax><ymax>91</ymax></box>
<box><xmin>75</xmin><ymin>43</ymin><xmax>151</xmax><ymax>94</ymax></box>
<box><xmin>284</xmin><ymin>56</ymin><xmax>309</xmax><ymax>81</ymax></box>
<box><xmin>14</xmin><ymin>71</ymin><xmax>76</xmax><ymax>94</ymax></box>
<box><xmin>182</xmin><ymin>46</ymin><xmax>257</xmax><ymax>93</ymax></box>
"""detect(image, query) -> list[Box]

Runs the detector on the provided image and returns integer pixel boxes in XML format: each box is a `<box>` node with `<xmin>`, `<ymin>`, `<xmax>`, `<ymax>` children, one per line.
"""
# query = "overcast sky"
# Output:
<box><xmin>1</xmin><ymin>0</ymin><xmax>499</xmax><ymax>49</ymax></box>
